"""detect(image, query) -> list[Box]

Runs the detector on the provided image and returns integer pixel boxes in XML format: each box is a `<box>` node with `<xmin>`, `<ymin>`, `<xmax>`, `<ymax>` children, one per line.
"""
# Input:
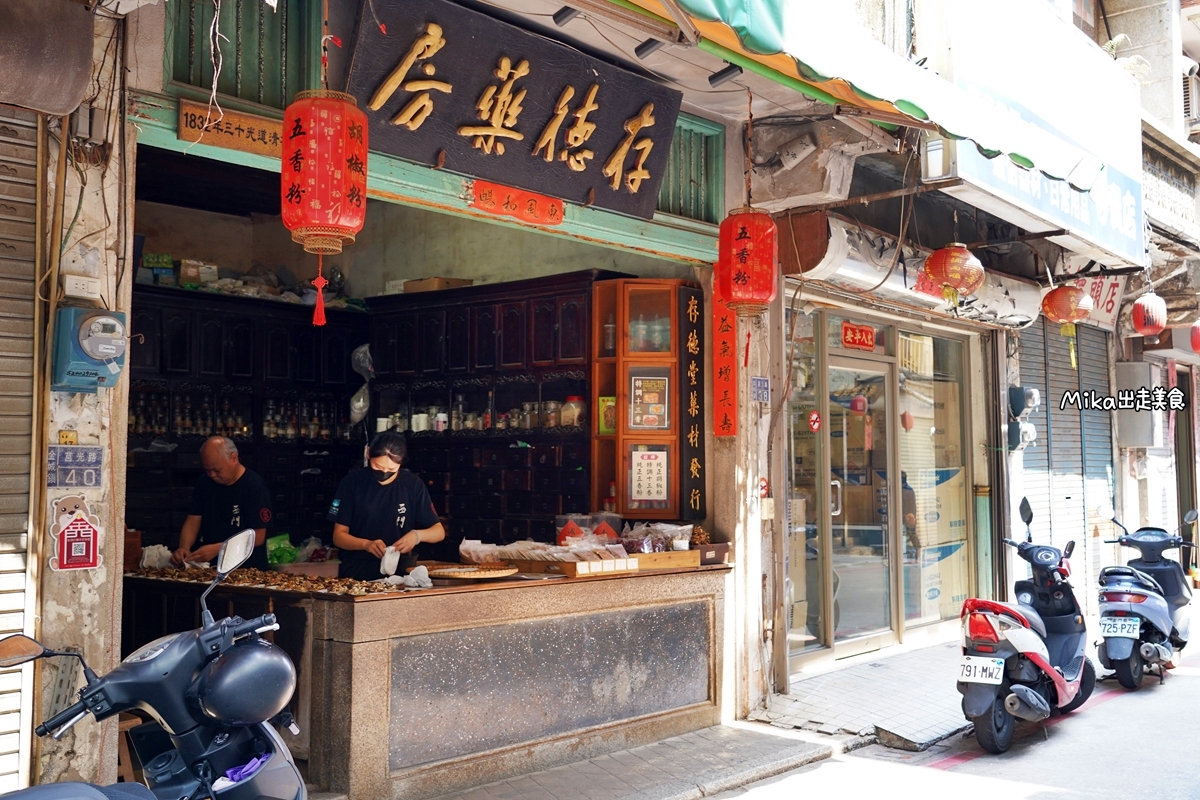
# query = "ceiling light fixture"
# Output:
<box><xmin>553</xmin><ymin>6</ymin><xmax>581</xmax><ymax>26</ymax></box>
<box><xmin>635</xmin><ymin>38</ymin><xmax>666</xmax><ymax>59</ymax></box>
<box><xmin>708</xmin><ymin>63</ymin><xmax>743</xmax><ymax>87</ymax></box>
<box><xmin>561</xmin><ymin>0</ymin><xmax>684</xmax><ymax>44</ymax></box>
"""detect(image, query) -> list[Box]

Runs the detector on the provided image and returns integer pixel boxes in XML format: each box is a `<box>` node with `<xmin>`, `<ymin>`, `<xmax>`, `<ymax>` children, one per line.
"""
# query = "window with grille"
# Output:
<box><xmin>167</xmin><ymin>0</ymin><xmax>317</xmax><ymax>111</ymax></box>
<box><xmin>656</xmin><ymin>113</ymin><xmax>725</xmax><ymax>224</ymax></box>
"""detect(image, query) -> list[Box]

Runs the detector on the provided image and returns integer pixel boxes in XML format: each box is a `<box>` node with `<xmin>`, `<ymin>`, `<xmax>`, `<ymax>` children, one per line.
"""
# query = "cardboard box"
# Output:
<box><xmin>152</xmin><ymin>267</ymin><xmax>177</xmax><ymax>287</ymax></box>
<box><xmin>403</xmin><ymin>277</ymin><xmax>474</xmax><ymax>293</ymax></box>
<box><xmin>932</xmin><ymin>381</ymin><xmax>962</xmax><ymax>468</ymax></box>
<box><xmin>180</xmin><ymin>260</ymin><xmax>219</xmax><ymax>286</ymax></box>
<box><xmin>912</xmin><ymin>467</ymin><xmax>968</xmax><ymax>547</ymax></box>
<box><xmin>696</xmin><ymin>543</ymin><xmax>731</xmax><ymax>565</ymax></box>
<box><xmin>597</xmin><ymin>396</ymin><xmax>617</xmax><ymax>435</ymax></box>
<box><xmin>831</xmin><ymin>414</ymin><xmax>872</xmax><ymax>470</ymax></box>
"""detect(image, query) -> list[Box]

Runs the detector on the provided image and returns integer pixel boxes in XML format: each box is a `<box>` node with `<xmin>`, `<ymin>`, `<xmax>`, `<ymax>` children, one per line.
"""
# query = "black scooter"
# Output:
<box><xmin>957</xmin><ymin>498</ymin><xmax>1094</xmax><ymax>753</ymax></box>
<box><xmin>0</xmin><ymin>529</ymin><xmax>303</xmax><ymax>800</ymax></box>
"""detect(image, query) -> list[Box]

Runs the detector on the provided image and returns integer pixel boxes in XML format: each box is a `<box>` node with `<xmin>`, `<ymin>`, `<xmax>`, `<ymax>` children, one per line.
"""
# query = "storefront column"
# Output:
<box><xmin>731</xmin><ymin>312</ymin><xmax>769</xmax><ymax>716</ymax></box>
<box><xmin>31</xmin><ymin>41</ymin><xmax>130</xmax><ymax>784</ymax></box>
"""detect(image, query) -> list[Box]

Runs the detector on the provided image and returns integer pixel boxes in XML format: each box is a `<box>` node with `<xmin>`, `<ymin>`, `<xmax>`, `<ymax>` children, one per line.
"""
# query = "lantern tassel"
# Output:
<box><xmin>1061</xmin><ymin>323</ymin><xmax>1077</xmax><ymax>370</ymax></box>
<box><xmin>313</xmin><ymin>254</ymin><xmax>328</xmax><ymax>327</ymax></box>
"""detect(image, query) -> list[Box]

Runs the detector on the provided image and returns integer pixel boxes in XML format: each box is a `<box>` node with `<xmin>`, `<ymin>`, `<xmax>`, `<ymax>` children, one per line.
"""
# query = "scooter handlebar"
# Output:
<box><xmin>1002</xmin><ymin>538</ymin><xmax>1019</xmax><ymax>547</ymax></box>
<box><xmin>34</xmin><ymin>699</ymin><xmax>86</xmax><ymax>738</ymax></box>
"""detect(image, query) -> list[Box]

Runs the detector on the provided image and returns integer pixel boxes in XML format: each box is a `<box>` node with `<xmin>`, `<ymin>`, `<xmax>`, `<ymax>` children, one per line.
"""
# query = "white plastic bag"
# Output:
<box><xmin>349</xmin><ymin>383</ymin><xmax>370</xmax><ymax>424</ymax></box>
<box><xmin>298</xmin><ymin>537</ymin><xmax>323</xmax><ymax>563</ymax></box>
<box><xmin>140</xmin><ymin>544</ymin><xmax>173</xmax><ymax>569</ymax></box>
<box><xmin>380</xmin><ymin>545</ymin><xmax>401</xmax><ymax>576</ymax></box>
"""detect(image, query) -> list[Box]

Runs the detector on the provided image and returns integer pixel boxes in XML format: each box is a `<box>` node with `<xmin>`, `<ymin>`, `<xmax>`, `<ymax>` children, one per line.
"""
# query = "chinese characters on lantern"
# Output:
<box><xmin>679</xmin><ymin>287</ymin><xmax>706</xmax><ymax>518</ymax></box>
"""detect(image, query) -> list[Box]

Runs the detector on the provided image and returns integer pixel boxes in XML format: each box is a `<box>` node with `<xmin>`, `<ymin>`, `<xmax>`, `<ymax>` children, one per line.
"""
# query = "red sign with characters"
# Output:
<box><xmin>712</xmin><ymin>292</ymin><xmax>738</xmax><ymax>437</ymax></box>
<box><xmin>56</xmin><ymin>516</ymin><xmax>99</xmax><ymax>570</ymax></box>
<box><xmin>470</xmin><ymin>180</ymin><xmax>564</xmax><ymax>226</ymax></box>
<box><xmin>841</xmin><ymin>321</ymin><xmax>876</xmax><ymax>352</ymax></box>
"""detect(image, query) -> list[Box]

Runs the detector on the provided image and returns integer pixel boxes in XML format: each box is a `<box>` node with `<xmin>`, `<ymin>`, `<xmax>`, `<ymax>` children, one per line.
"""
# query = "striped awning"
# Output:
<box><xmin>621</xmin><ymin>0</ymin><xmax>1104</xmax><ymax>191</ymax></box>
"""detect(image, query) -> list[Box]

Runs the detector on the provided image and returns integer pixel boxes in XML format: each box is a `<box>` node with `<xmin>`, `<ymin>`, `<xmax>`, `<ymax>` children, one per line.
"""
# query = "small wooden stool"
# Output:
<box><xmin>117</xmin><ymin>714</ymin><xmax>141</xmax><ymax>783</ymax></box>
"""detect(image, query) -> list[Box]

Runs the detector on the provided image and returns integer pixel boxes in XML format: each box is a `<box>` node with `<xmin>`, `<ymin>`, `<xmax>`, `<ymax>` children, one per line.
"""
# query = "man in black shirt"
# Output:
<box><xmin>329</xmin><ymin>432</ymin><xmax>444</xmax><ymax>581</ymax></box>
<box><xmin>172</xmin><ymin>436</ymin><xmax>273</xmax><ymax>570</ymax></box>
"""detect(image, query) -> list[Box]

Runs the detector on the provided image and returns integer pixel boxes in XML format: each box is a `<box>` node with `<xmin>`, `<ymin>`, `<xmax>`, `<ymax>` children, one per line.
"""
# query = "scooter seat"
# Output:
<box><xmin>997</xmin><ymin>601</ymin><xmax>1046</xmax><ymax>638</ymax></box>
<box><xmin>1100</xmin><ymin>565</ymin><xmax>1164</xmax><ymax>596</ymax></box>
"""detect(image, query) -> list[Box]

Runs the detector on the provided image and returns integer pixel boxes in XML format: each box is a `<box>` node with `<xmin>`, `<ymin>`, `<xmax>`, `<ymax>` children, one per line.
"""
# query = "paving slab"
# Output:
<box><xmin>749</xmin><ymin>641</ymin><xmax>969</xmax><ymax>751</ymax></box>
<box><xmin>427</xmin><ymin>726</ymin><xmax>832</xmax><ymax>800</ymax></box>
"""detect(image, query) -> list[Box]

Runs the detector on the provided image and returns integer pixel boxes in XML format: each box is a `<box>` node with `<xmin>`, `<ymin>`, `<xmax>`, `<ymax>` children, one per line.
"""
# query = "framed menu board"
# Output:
<box><xmin>630</xmin><ymin>367</ymin><xmax>671</xmax><ymax>430</ymax></box>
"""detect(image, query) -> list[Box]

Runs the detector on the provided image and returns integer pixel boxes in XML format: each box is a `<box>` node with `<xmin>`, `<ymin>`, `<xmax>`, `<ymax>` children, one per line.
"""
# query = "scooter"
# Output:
<box><xmin>956</xmin><ymin>497</ymin><xmax>1095</xmax><ymax>754</ymax></box>
<box><xmin>0</xmin><ymin>529</ymin><xmax>304</xmax><ymax>800</ymax></box>
<box><xmin>1096</xmin><ymin>507</ymin><xmax>1197</xmax><ymax>689</ymax></box>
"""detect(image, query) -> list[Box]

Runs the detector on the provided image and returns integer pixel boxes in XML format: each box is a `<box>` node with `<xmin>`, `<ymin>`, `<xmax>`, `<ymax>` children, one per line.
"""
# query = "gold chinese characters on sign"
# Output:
<box><xmin>369</xmin><ymin>28</ymin><xmax>657</xmax><ymax>194</ymax></box>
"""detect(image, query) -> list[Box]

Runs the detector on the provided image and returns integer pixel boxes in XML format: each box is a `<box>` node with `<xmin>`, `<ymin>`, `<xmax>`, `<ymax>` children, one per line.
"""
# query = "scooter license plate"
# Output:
<box><xmin>1098</xmin><ymin>616</ymin><xmax>1141</xmax><ymax>638</ymax></box>
<box><xmin>959</xmin><ymin>656</ymin><xmax>1005</xmax><ymax>684</ymax></box>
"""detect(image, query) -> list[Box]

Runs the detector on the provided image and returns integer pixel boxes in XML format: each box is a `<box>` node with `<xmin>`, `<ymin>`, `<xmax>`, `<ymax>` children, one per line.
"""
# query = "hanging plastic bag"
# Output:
<box><xmin>380</xmin><ymin>546</ymin><xmax>401</xmax><ymax>576</ymax></box>
<box><xmin>349</xmin><ymin>383</ymin><xmax>370</xmax><ymax>424</ymax></box>
<box><xmin>351</xmin><ymin>343</ymin><xmax>373</xmax><ymax>382</ymax></box>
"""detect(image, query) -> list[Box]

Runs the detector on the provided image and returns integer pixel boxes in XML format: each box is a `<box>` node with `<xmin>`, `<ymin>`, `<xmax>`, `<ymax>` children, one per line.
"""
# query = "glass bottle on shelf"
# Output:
<box><xmin>451</xmin><ymin>394</ymin><xmax>465</xmax><ymax>432</ymax></box>
<box><xmin>631</xmin><ymin>315</ymin><xmax>648</xmax><ymax>352</ymax></box>
<box><xmin>603</xmin><ymin>314</ymin><xmax>616</xmax><ymax>356</ymax></box>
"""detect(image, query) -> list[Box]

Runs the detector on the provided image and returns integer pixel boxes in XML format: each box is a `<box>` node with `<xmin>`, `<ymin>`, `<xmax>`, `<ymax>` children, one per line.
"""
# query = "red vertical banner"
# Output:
<box><xmin>713</xmin><ymin>289</ymin><xmax>737</xmax><ymax>437</ymax></box>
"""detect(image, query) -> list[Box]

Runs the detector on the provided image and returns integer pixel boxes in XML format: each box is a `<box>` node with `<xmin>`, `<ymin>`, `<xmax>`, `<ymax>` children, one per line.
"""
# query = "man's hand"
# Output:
<box><xmin>189</xmin><ymin>542</ymin><xmax>222</xmax><ymax>564</ymax></box>
<box><xmin>171</xmin><ymin>547</ymin><xmax>192</xmax><ymax>566</ymax></box>
<box><xmin>365</xmin><ymin>539</ymin><xmax>388</xmax><ymax>559</ymax></box>
<box><xmin>394</xmin><ymin>531</ymin><xmax>421</xmax><ymax>554</ymax></box>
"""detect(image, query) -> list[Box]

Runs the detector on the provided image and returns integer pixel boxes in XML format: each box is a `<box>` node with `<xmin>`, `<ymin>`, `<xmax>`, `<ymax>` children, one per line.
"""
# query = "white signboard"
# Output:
<box><xmin>631</xmin><ymin>450</ymin><xmax>668</xmax><ymax>501</ymax></box>
<box><xmin>1066</xmin><ymin>274</ymin><xmax>1125</xmax><ymax>332</ymax></box>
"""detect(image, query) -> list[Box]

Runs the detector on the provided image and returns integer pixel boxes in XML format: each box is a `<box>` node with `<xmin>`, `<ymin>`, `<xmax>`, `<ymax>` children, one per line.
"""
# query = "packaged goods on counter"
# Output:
<box><xmin>619</xmin><ymin>522</ymin><xmax>694</xmax><ymax>554</ymax></box>
<box><xmin>460</xmin><ymin>539</ymin><xmax>629</xmax><ymax>563</ymax></box>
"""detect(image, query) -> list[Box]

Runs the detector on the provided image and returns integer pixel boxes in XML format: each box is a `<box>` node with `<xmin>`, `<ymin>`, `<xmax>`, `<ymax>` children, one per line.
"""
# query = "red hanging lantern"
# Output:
<box><xmin>1131</xmin><ymin>292</ymin><xmax>1167</xmax><ymax>343</ymax></box>
<box><xmin>923</xmin><ymin>243</ymin><xmax>984</xmax><ymax>306</ymax></box>
<box><xmin>1041</xmin><ymin>285</ymin><xmax>1093</xmax><ymax>370</ymax></box>
<box><xmin>281</xmin><ymin>89</ymin><xmax>368</xmax><ymax>325</ymax></box>
<box><xmin>900</xmin><ymin>410</ymin><xmax>914</xmax><ymax>431</ymax></box>
<box><xmin>1191</xmin><ymin>320</ymin><xmax>1200</xmax><ymax>354</ymax></box>
<box><xmin>717</xmin><ymin>207</ymin><xmax>778</xmax><ymax>316</ymax></box>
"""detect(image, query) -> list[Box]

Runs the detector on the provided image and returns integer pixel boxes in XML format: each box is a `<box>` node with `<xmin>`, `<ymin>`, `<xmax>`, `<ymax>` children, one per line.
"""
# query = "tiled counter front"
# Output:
<box><xmin>307</xmin><ymin>567</ymin><xmax>728</xmax><ymax>800</ymax></box>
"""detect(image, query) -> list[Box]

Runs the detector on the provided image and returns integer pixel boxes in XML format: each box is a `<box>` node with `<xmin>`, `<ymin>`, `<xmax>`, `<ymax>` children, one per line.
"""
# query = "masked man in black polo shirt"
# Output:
<box><xmin>171</xmin><ymin>436</ymin><xmax>272</xmax><ymax>570</ymax></box>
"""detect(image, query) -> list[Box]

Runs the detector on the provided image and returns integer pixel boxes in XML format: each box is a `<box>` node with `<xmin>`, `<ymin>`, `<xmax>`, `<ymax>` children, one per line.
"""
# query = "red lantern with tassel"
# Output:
<box><xmin>1132</xmin><ymin>292</ymin><xmax>1167</xmax><ymax>344</ymax></box>
<box><xmin>923</xmin><ymin>243</ymin><xmax>984</xmax><ymax>306</ymax></box>
<box><xmin>1190</xmin><ymin>319</ymin><xmax>1200</xmax><ymax>354</ymax></box>
<box><xmin>281</xmin><ymin>90</ymin><xmax>368</xmax><ymax>325</ymax></box>
<box><xmin>717</xmin><ymin>207</ymin><xmax>778</xmax><ymax>316</ymax></box>
<box><xmin>1041</xmin><ymin>285</ymin><xmax>1093</xmax><ymax>370</ymax></box>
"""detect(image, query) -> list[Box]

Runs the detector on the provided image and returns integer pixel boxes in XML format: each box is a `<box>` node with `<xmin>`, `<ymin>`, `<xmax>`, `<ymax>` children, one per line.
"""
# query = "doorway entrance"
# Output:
<box><xmin>786</xmin><ymin>309</ymin><xmax>973</xmax><ymax>669</ymax></box>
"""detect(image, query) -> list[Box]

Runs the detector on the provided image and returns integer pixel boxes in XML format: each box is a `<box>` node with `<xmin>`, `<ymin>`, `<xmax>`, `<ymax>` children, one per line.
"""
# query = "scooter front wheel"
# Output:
<box><xmin>1114</xmin><ymin>649</ymin><xmax>1144</xmax><ymax>690</ymax></box>
<box><xmin>970</xmin><ymin>691</ymin><xmax>1014</xmax><ymax>754</ymax></box>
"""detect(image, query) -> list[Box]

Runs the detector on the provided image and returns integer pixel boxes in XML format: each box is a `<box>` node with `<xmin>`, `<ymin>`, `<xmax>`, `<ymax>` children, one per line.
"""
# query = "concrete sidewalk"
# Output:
<box><xmin>427</xmin><ymin>726</ymin><xmax>832</xmax><ymax>800</ymax></box>
<box><xmin>750</xmin><ymin>641</ymin><xmax>969</xmax><ymax>750</ymax></box>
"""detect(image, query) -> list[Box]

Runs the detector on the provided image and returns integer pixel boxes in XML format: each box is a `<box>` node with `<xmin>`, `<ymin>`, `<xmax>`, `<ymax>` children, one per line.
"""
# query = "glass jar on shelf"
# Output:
<box><xmin>561</xmin><ymin>396</ymin><xmax>586</xmax><ymax>428</ymax></box>
<box><xmin>541</xmin><ymin>400</ymin><xmax>561</xmax><ymax>428</ymax></box>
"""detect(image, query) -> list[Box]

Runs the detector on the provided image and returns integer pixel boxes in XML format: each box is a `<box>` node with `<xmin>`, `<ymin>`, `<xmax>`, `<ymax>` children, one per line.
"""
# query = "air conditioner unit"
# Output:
<box><xmin>1183</xmin><ymin>74</ymin><xmax>1200</xmax><ymax>120</ymax></box>
<box><xmin>921</xmin><ymin>132</ymin><xmax>958</xmax><ymax>183</ymax></box>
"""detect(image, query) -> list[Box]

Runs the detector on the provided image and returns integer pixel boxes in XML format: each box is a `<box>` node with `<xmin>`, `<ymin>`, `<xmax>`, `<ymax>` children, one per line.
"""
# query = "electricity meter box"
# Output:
<box><xmin>51</xmin><ymin>307</ymin><xmax>127</xmax><ymax>392</ymax></box>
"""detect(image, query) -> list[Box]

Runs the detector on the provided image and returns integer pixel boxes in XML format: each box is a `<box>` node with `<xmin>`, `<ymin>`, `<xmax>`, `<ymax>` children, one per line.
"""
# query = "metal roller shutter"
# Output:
<box><xmin>1018</xmin><ymin>320</ymin><xmax>1113</xmax><ymax>616</ymax></box>
<box><xmin>0</xmin><ymin>105</ymin><xmax>37</xmax><ymax>792</ymax></box>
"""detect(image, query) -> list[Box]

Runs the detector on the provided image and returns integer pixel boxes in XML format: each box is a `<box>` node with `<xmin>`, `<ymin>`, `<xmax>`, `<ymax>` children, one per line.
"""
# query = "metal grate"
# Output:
<box><xmin>0</xmin><ymin>104</ymin><xmax>36</xmax><ymax>794</ymax></box>
<box><xmin>169</xmin><ymin>0</ymin><xmax>311</xmax><ymax>110</ymax></box>
<box><xmin>656</xmin><ymin>113</ymin><xmax>724</xmax><ymax>224</ymax></box>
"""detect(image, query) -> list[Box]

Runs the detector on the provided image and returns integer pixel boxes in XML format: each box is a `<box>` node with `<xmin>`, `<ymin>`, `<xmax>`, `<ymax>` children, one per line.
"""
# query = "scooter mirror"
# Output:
<box><xmin>1063</xmin><ymin>540</ymin><xmax>1075</xmax><ymax>558</ymax></box>
<box><xmin>1019</xmin><ymin>497</ymin><xmax>1033</xmax><ymax>526</ymax></box>
<box><xmin>1186</xmin><ymin>509</ymin><xmax>1199</xmax><ymax>525</ymax></box>
<box><xmin>1096</xmin><ymin>504</ymin><xmax>1115</xmax><ymax>520</ymax></box>
<box><xmin>217</xmin><ymin>529</ymin><xmax>256</xmax><ymax>576</ymax></box>
<box><xmin>0</xmin><ymin>634</ymin><xmax>44</xmax><ymax>668</ymax></box>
